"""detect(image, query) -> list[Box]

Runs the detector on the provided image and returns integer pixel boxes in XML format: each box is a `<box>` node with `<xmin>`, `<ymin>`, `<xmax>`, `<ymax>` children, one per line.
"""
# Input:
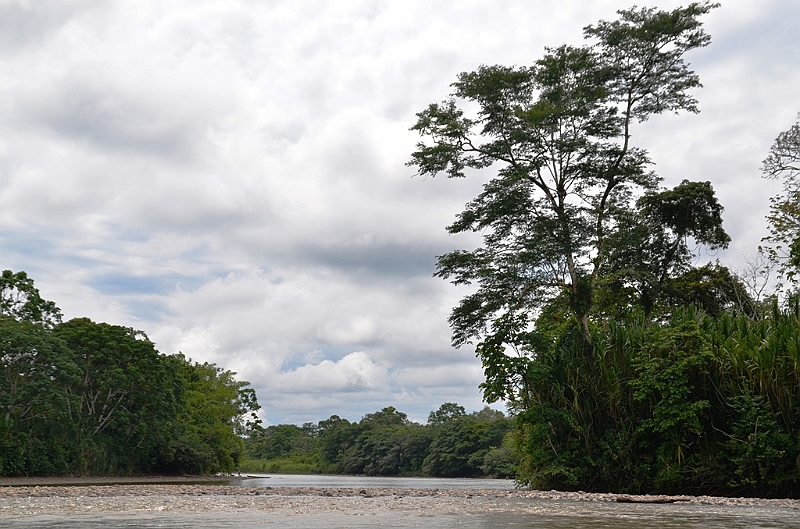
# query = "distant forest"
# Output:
<box><xmin>242</xmin><ymin>403</ymin><xmax>516</xmax><ymax>478</ymax></box>
<box><xmin>0</xmin><ymin>270</ymin><xmax>260</xmax><ymax>477</ymax></box>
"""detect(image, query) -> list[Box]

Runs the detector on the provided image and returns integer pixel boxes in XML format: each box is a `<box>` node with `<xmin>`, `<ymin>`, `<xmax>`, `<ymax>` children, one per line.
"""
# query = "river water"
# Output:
<box><xmin>235</xmin><ymin>473</ymin><xmax>516</xmax><ymax>489</ymax></box>
<box><xmin>1</xmin><ymin>475</ymin><xmax>798</xmax><ymax>528</ymax></box>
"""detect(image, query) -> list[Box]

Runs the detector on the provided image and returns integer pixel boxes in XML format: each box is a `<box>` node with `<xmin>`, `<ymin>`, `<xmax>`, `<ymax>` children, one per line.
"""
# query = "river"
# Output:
<box><xmin>235</xmin><ymin>473</ymin><xmax>516</xmax><ymax>489</ymax></box>
<box><xmin>1</xmin><ymin>474</ymin><xmax>797</xmax><ymax>528</ymax></box>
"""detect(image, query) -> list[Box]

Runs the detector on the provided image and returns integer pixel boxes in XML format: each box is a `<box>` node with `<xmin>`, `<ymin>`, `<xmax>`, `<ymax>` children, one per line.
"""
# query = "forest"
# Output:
<box><xmin>0</xmin><ymin>270</ymin><xmax>260</xmax><ymax>476</ymax></box>
<box><xmin>409</xmin><ymin>2</ymin><xmax>800</xmax><ymax>498</ymax></box>
<box><xmin>242</xmin><ymin>404</ymin><xmax>516</xmax><ymax>478</ymax></box>
<box><xmin>0</xmin><ymin>268</ymin><xmax>514</xmax><ymax>479</ymax></box>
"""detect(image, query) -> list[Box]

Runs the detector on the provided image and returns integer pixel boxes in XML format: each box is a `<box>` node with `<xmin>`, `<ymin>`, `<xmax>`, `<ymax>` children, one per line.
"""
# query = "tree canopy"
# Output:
<box><xmin>0</xmin><ymin>270</ymin><xmax>259</xmax><ymax>477</ymax></box>
<box><xmin>0</xmin><ymin>270</ymin><xmax>62</xmax><ymax>328</ymax></box>
<box><xmin>410</xmin><ymin>3</ymin><xmax>720</xmax><ymax>350</ymax></box>
<box><xmin>242</xmin><ymin>404</ymin><xmax>516</xmax><ymax>479</ymax></box>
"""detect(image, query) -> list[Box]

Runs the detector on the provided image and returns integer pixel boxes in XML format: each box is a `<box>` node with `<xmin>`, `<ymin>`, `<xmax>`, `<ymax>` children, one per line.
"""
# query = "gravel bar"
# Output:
<box><xmin>1</xmin><ymin>482</ymin><xmax>798</xmax><ymax>514</ymax></box>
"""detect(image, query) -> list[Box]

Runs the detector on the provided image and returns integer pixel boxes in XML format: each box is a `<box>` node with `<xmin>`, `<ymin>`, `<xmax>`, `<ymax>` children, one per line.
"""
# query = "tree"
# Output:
<box><xmin>761</xmin><ymin>114</ymin><xmax>800</xmax><ymax>280</ymax></box>
<box><xmin>167</xmin><ymin>355</ymin><xmax>260</xmax><ymax>474</ymax></box>
<box><xmin>0</xmin><ymin>317</ymin><xmax>79</xmax><ymax>475</ymax></box>
<box><xmin>54</xmin><ymin>318</ymin><xmax>182</xmax><ymax>474</ymax></box>
<box><xmin>599</xmin><ymin>180</ymin><xmax>730</xmax><ymax>319</ymax></box>
<box><xmin>317</xmin><ymin>415</ymin><xmax>357</xmax><ymax>467</ymax></box>
<box><xmin>0</xmin><ymin>270</ymin><xmax>61</xmax><ymax>328</ymax></box>
<box><xmin>422</xmin><ymin>411</ymin><xmax>510</xmax><ymax>477</ymax></box>
<box><xmin>409</xmin><ymin>3</ymin><xmax>719</xmax><ymax>363</ymax></box>
<box><xmin>335</xmin><ymin>407</ymin><xmax>431</xmax><ymax>476</ymax></box>
<box><xmin>427</xmin><ymin>402</ymin><xmax>466</xmax><ymax>425</ymax></box>
<box><xmin>665</xmin><ymin>263</ymin><xmax>755</xmax><ymax>317</ymax></box>
<box><xmin>0</xmin><ymin>270</ymin><xmax>262</xmax><ymax>477</ymax></box>
<box><xmin>246</xmin><ymin>424</ymin><xmax>306</xmax><ymax>461</ymax></box>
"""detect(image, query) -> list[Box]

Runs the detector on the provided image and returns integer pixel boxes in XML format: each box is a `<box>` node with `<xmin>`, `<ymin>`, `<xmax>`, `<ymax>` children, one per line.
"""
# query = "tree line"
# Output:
<box><xmin>242</xmin><ymin>403</ymin><xmax>516</xmax><ymax>478</ymax></box>
<box><xmin>0</xmin><ymin>270</ymin><xmax>260</xmax><ymax>476</ymax></box>
<box><xmin>410</xmin><ymin>1</ymin><xmax>800</xmax><ymax>497</ymax></box>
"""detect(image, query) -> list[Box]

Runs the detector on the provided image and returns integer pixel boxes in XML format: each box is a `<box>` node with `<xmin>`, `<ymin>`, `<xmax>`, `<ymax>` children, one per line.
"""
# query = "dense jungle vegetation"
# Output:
<box><xmin>242</xmin><ymin>404</ymin><xmax>516</xmax><ymax>478</ymax></box>
<box><xmin>410</xmin><ymin>1</ymin><xmax>800</xmax><ymax>497</ymax></box>
<box><xmin>0</xmin><ymin>270</ymin><xmax>260</xmax><ymax>477</ymax></box>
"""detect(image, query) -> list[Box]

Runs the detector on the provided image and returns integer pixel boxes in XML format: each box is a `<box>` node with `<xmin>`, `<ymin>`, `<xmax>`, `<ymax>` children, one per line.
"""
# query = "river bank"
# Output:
<box><xmin>2</xmin><ymin>481</ymin><xmax>799</xmax><ymax>529</ymax></box>
<box><xmin>0</xmin><ymin>479</ymin><xmax>798</xmax><ymax>510</ymax></box>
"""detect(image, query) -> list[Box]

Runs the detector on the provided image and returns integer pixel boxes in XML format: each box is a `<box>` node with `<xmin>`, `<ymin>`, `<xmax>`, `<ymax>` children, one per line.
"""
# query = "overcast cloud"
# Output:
<box><xmin>1</xmin><ymin>0</ymin><xmax>798</xmax><ymax>425</ymax></box>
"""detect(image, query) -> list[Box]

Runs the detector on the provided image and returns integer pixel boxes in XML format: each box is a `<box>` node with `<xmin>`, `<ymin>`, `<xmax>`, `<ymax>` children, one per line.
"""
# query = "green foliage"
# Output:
<box><xmin>410</xmin><ymin>3</ymin><xmax>719</xmax><ymax>350</ymax></box>
<box><xmin>724</xmin><ymin>393</ymin><xmax>795</xmax><ymax>493</ymax></box>
<box><xmin>162</xmin><ymin>356</ymin><xmax>258</xmax><ymax>474</ymax></box>
<box><xmin>339</xmin><ymin>421</ymin><xmax>431</xmax><ymax>476</ymax></box>
<box><xmin>243</xmin><ymin>405</ymin><xmax>516</xmax><ymax>479</ymax></box>
<box><xmin>508</xmin><ymin>306</ymin><xmax>800</xmax><ymax>497</ymax></box>
<box><xmin>666</xmin><ymin>264</ymin><xmax>756</xmax><ymax>317</ymax></box>
<box><xmin>0</xmin><ymin>270</ymin><xmax>62</xmax><ymax>327</ymax></box>
<box><xmin>53</xmin><ymin>319</ymin><xmax>182</xmax><ymax>474</ymax></box>
<box><xmin>427</xmin><ymin>402</ymin><xmax>466</xmax><ymax>425</ymax></box>
<box><xmin>629</xmin><ymin>318</ymin><xmax>714</xmax><ymax>490</ymax></box>
<box><xmin>332</xmin><ymin>407</ymin><xmax>430</xmax><ymax>476</ymax></box>
<box><xmin>317</xmin><ymin>415</ymin><xmax>357</xmax><ymax>468</ymax></box>
<box><xmin>407</xmin><ymin>1</ymin><xmax>800</xmax><ymax>499</ymax></box>
<box><xmin>0</xmin><ymin>270</ymin><xmax>259</xmax><ymax>477</ymax></box>
<box><xmin>0</xmin><ymin>316</ymin><xmax>79</xmax><ymax>476</ymax></box>
<box><xmin>601</xmin><ymin>182</ymin><xmax>731</xmax><ymax>320</ymax></box>
<box><xmin>249</xmin><ymin>424</ymin><xmax>310</xmax><ymax>460</ymax></box>
<box><xmin>481</xmin><ymin>443</ymin><xmax>517</xmax><ymax>478</ymax></box>
<box><xmin>239</xmin><ymin>456</ymin><xmax>318</xmax><ymax>474</ymax></box>
<box><xmin>423</xmin><ymin>408</ymin><xmax>511</xmax><ymax>477</ymax></box>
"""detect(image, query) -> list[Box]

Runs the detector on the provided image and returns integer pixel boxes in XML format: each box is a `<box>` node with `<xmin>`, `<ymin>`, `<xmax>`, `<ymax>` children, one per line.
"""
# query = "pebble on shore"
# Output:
<box><xmin>1</xmin><ymin>483</ymin><xmax>798</xmax><ymax>511</ymax></box>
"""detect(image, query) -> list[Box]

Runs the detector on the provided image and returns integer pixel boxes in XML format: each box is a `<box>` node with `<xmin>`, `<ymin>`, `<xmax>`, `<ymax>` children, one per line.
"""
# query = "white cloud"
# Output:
<box><xmin>274</xmin><ymin>351</ymin><xmax>388</xmax><ymax>393</ymax></box>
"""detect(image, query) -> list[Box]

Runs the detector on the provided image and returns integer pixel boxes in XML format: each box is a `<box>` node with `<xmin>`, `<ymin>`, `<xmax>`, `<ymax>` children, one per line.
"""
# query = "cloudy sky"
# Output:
<box><xmin>1</xmin><ymin>0</ymin><xmax>798</xmax><ymax>425</ymax></box>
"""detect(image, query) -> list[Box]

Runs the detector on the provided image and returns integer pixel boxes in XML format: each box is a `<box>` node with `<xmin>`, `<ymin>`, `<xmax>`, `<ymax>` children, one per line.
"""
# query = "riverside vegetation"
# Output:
<box><xmin>0</xmin><ymin>270</ymin><xmax>261</xmax><ymax>477</ymax></box>
<box><xmin>0</xmin><ymin>272</ymin><xmax>513</xmax><ymax>480</ymax></box>
<box><xmin>408</xmin><ymin>2</ymin><xmax>800</xmax><ymax>498</ymax></box>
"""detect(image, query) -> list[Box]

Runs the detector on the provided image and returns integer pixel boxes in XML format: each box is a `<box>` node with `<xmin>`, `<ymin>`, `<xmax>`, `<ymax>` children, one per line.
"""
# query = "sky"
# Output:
<box><xmin>1</xmin><ymin>0</ymin><xmax>798</xmax><ymax>425</ymax></box>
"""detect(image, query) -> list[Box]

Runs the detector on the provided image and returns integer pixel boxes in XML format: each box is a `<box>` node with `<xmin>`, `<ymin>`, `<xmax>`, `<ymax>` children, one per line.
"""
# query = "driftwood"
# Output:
<box><xmin>616</xmin><ymin>495</ymin><xmax>692</xmax><ymax>504</ymax></box>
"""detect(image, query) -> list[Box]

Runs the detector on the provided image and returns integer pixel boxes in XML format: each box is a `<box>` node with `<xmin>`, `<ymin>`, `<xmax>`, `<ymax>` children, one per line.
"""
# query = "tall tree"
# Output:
<box><xmin>761</xmin><ymin>114</ymin><xmax>800</xmax><ymax>280</ymax></box>
<box><xmin>408</xmin><ymin>3</ymin><xmax>718</xmax><ymax>382</ymax></box>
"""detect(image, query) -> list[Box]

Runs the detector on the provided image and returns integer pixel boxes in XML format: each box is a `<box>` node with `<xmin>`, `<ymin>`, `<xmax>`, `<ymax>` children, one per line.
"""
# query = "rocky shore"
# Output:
<box><xmin>0</xmin><ymin>478</ymin><xmax>798</xmax><ymax>515</ymax></box>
